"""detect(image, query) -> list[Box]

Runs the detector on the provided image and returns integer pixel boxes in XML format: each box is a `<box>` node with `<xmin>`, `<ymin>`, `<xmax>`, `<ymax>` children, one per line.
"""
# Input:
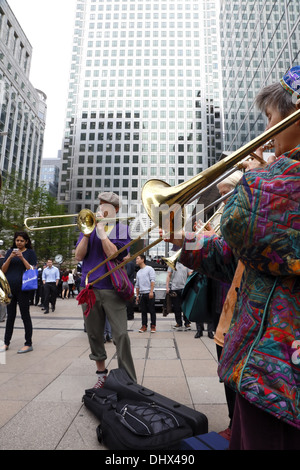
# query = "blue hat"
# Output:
<box><xmin>280</xmin><ymin>66</ymin><xmax>300</xmax><ymax>99</ymax></box>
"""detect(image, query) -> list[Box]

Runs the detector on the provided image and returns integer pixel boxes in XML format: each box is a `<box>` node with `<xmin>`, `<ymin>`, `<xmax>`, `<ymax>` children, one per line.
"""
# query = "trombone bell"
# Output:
<box><xmin>77</xmin><ymin>209</ymin><xmax>96</xmax><ymax>235</ymax></box>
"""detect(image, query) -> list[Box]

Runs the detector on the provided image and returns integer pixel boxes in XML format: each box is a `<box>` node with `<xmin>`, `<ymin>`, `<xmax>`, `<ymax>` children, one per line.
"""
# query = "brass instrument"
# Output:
<box><xmin>81</xmin><ymin>108</ymin><xmax>300</xmax><ymax>285</ymax></box>
<box><xmin>162</xmin><ymin>203</ymin><xmax>225</xmax><ymax>270</ymax></box>
<box><xmin>262</xmin><ymin>140</ymin><xmax>274</xmax><ymax>150</ymax></box>
<box><xmin>0</xmin><ymin>270</ymin><xmax>11</xmax><ymax>305</ymax></box>
<box><xmin>24</xmin><ymin>209</ymin><xmax>133</xmax><ymax>235</ymax></box>
<box><xmin>142</xmin><ymin>109</ymin><xmax>300</xmax><ymax>225</ymax></box>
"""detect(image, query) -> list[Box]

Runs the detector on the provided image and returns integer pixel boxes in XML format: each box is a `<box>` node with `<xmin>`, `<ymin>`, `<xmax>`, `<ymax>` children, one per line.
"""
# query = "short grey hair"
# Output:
<box><xmin>217</xmin><ymin>170</ymin><xmax>243</xmax><ymax>190</ymax></box>
<box><xmin>255</xmin><ymin>82</ymin><xmax>297</xmax><ymax>118</ymax></box>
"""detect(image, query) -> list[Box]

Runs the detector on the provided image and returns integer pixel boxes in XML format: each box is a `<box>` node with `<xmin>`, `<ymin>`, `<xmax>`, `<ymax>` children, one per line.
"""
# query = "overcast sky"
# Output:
<box><xmin>8</xmin><ymin>0</ymin><xmax>77</xmax><ymax>159</ymax></box>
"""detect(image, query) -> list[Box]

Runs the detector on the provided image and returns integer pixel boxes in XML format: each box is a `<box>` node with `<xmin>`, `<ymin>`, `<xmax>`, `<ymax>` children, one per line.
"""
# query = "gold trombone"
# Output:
<box><xmin>24</xmin><ymin>209</ymin><xmax>133</xmax><ymax>235</ymax></box>
<box><xmin>83</xmin><ymin>108</ymin><xmax>300</xmax><ymax>285</ymax></box>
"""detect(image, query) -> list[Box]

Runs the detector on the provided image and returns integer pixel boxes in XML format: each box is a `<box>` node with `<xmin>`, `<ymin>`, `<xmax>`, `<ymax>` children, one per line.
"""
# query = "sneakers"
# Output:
<box><xmin>139</xmin><ymin>325</ymin><xmax>147</xmax><ymax>333</ymax></box>
<box><xmin>93</xmin><ymin>370</ymin><xmax>108</xmax><ymax>389</ymax></box>
<box><xmin>151</xmin><ymin>325</ymin><xmax>156</xmax><ymax>333</ymax></box>
<box><xmin>173</xmin><ymin>324</ymin><xmax>183</xmax><ymax>330</ymax></box>
<box><xmin>184</xmin><ymin>323</ymin><xmax>191</xmax><ymax>330</ymax></box>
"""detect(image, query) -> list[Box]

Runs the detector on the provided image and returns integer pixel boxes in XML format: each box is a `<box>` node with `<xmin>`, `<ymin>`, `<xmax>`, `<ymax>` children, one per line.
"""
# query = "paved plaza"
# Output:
<box><xmin>0</xmin><ymin>297</ymin><xmax>229</xmax><ymax>450</ymax></box>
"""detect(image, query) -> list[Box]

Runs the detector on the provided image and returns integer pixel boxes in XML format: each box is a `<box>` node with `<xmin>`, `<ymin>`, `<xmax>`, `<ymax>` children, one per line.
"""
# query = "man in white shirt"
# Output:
<box><xmin>166</xmin><ymin>261</ymin><xmax>192</xmax><ymax>330</ymax></box>
<box><xmin>135</xmin><ymin>255</ymin><xmax>156</xmax><ymax>333</ymax></box>
<box><xmin>42</xmin><ymin>259</ymin><xmax>60</xmax><ymax>313</ymax></box>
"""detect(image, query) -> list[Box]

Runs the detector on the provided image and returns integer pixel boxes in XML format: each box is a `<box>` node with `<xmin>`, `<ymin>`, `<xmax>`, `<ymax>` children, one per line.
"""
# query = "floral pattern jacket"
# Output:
<box><xmin>180</xmin><ymin>146</ymin><xmax>300</xmax><ymax>429</ymax></box>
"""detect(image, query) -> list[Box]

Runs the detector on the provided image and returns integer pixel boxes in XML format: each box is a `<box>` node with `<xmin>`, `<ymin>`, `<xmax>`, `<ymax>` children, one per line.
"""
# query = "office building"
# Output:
<box><xmin>58</xmin><ymin>0</ymin><xmax>224</xmax><ymax>232</ymax></box>
<box><xmin>0</xmin><ymin>0</ymin><xmax>47</xmax><ymax>187</ymax></box>
<box><xmin>40</xmin><ymin>156</ymin><xmax>61</xmax><ymax>198</ymax></box>
<box><xmin>220</xmin><ymin>0</ymin><xmax>300</xmax><ymax>151</ymax></box>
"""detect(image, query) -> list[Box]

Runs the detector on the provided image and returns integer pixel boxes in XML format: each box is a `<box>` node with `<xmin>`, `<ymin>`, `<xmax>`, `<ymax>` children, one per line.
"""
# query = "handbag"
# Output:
<box><xmin>106</xmin><ymin>259</ymin><xmax>134</xmax><ymax>302</ymax></box>
<box><xmin>22</xmin><ymin>268</ymin><xmax>38</xmax><ymax>291</ymax></box>
<box><xmin>181</xmin><ymin>272</ymin><xmax>210</xmax><ymax>323</ymax></box>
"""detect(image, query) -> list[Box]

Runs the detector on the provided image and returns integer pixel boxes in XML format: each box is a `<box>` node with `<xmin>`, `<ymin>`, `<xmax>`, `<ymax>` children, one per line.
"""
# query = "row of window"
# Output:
<box><xmin>0</xmin><ymin>8</ymin><xmax>30</xmax><ymax>75</ymax></box>
<box><xmin>71</xmin><ymin>143</ymin><xmax>204</xmax><ymax>153</ymax></box>
<box><xmin>74</xmin><ymin>167</ymin><xmax>198</xmax><ymax>179</ymax></box>
<box><xmin>71</xmin><ymin>154</ymin><xmax>203</xmax><ymax>165</ymax></box>
<box><xmin>79</xmin><ymin>133</ymin><xmax>205</xmax><ymax>142</ymax></box>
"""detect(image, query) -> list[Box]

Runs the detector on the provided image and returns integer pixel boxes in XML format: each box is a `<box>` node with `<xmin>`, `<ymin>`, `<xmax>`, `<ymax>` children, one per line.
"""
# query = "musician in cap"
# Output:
<box><xmin>75</xmin><ymin>192</ymin><xmax>136</xmax><ymax>388</ymax></box>
<box><xmin>166</xmin><ymin>66</ymin><xmax>300</xmax><ymax>449</ymax></box>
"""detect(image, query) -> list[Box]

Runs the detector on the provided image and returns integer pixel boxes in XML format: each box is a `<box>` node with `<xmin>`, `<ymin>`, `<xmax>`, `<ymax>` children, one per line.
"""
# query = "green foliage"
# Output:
<box><xmin>0</xmin><ymin>173</ymin><xmax>78</xmax><ymax>266</ymax></box>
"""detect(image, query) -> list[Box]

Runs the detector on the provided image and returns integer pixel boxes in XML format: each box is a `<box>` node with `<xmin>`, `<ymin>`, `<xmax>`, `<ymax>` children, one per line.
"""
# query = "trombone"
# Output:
<box><xmin>83</xmin><ymin>108</ymin><xmax>300</xmax><ymax>286</ymax></box>
<box><xmin>24</xmin><ymin>209</ymin><xmax>133</xmax><ymax>235</ymax></box>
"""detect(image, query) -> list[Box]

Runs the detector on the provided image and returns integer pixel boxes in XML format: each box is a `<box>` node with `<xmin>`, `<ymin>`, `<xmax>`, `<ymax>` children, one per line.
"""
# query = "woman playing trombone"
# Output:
<box><xmin>164</xmin><ymin>66</ymin><xmax>300</xmax><ymax>450</ymax></box>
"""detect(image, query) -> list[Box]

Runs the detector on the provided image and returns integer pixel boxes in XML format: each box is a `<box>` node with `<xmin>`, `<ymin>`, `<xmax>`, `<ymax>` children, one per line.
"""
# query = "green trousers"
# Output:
<box><xmin>82</xmin><ymin>288</ymin><xmax>136</xmax><ymax>382</ymax></box>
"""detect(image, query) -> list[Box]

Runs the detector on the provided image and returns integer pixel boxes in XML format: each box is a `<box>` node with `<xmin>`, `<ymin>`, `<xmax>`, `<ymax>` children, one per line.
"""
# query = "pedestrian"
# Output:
<box><xmin>42</xmin><ymin>259</ymin><xmax>60</xmax><ymax>313</ymax></box>
<box><xmin>135</xmin><ymin>255</ymin><xmax>156</xmax><ymax>333</ymax></box>
<box><xmin>164</xmin><ymin>66</ymin><xmax>300</xmax><ymax>449</ymax></box>
<box><xmin>166</xmin><ymin>260</ymin><xmax>192</xmax><ymax>330</ymax></box>
<box><xmin>75</xmin><ymin>191</ymin><xmax>136</xmax><ymax>388</ymax></box>
<box><xmin>0</xmin><ymin>231</ymin><xmax>37</xmax><ymax>353</ymax></box>
<box><xmin>68</xmin><ymin>270</ymin><xmax>75</xmax><ymax>298</ymax></box>
<box><xmin>0</xmin><ymin>249</ymin><xmax>7</xmax><ymax>322</ymax></box>
<box><xmin>61</xmin><ymin>270</ymin><xmax>69</xmax><ymax>299</ymax></box>
<box><xmin>124</xmin><ymin>253</ymin><xmax>136</xmax><ymax>320</ymax></box>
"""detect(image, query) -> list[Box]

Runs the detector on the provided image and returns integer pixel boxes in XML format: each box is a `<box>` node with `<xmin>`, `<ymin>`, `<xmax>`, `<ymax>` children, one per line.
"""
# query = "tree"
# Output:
<box><xmin>0</xmin><ymin>173</ymin><xmax>78</xmax><ymax>266</ymax></box>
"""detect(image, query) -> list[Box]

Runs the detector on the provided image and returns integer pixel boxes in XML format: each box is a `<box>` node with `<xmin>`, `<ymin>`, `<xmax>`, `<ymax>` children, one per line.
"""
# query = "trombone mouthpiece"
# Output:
<box><xmin>262</xmin><ymin>140</ymin><xmax>274</xmax><ymax>150</ymax></box>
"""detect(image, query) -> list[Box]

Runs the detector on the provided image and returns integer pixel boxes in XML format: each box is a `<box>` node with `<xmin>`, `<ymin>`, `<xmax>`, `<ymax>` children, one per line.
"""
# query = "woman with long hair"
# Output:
<box><xmin>0</xmin><ymin>231</ymin><xmax>37</xmax><ymax>353</ymax></box>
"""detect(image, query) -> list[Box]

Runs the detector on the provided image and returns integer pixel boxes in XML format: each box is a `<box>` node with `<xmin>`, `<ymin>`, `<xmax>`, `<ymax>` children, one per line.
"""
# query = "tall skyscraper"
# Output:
<box><xmin>58</xmin><ymin>0</ymin><xmax>223</xmax><ymax>234</ymax></box>
<box><xmin>0</xmin><ymin>0</ymin><xmax>47</xmax><ymax>187</ymax></box>
<box><xmin>220</xmin><ymin>0</ymin><xmax>300</xmax><ymax>152</ymax></box>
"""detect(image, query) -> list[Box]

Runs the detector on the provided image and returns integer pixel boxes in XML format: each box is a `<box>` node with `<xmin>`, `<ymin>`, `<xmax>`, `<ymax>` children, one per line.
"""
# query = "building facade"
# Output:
<box><xmin>40</xmin><ymin>156</ymin><xmax>61</xmax><ymax>198</ymax></box>
<box><xmin>58</xmin><ymin>0</ymin><xmax>223</xmax><ymax>230</ymax></box>
<box><xmin>0</xmin><ymin>0</ymin><xmax>47</xmax><ymax>187</ymax></box>
<box><xmin>220</xmin><ymin>0</ymin><xmax>300</xmax><ymax>152</ymax></box>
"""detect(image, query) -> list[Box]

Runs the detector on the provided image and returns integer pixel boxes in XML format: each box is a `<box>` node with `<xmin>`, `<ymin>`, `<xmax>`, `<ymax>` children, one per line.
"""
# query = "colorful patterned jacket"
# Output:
<box><xmin>180</xmin><ymin>146</ymin><xmax>300</xmax><ymax>429</ymax></box>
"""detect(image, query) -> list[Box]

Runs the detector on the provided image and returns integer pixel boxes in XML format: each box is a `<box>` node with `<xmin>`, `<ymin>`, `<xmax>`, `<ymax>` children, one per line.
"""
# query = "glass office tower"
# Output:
<box><xmin>58</xmin><ymin>0</ymin><xmax>223</xmax><ymax>231</ymax></box>
<box><xmin>220</xmin><ymin>0</ymin><xmax>300</xmax><ymax>152</ymax></box>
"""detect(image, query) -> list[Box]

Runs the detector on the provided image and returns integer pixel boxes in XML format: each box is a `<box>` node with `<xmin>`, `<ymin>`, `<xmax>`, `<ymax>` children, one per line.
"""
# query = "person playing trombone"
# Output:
<box><xmin>75</xmin><ymin>192</ymin><xmax>136</xmax><ymax>388</ymax></box>
<box><xmin>164</xmin><ymin>66</ymin><xmax>300</xmax><ymax>450</ymax></box>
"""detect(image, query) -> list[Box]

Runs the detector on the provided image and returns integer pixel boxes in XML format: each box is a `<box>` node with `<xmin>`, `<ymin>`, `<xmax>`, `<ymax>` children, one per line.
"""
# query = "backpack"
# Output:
<box><xmin>96</xmin><ymin>399</ymin><xmax>193</xmax><ymax>450</ymax></box>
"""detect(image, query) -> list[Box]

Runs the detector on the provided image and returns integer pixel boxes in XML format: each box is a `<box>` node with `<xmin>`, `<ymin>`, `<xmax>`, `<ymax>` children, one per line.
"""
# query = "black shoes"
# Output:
<box><xmin>194</xmin><ymin>330</ymin><xmax>203</xmax><ymax>338</ymax></box>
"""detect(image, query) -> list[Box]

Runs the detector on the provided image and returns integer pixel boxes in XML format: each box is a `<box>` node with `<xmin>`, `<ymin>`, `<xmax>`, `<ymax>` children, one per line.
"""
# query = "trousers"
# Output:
<box><xmin>43</xmin><ymin>282</ymin><xmax>57</xmax><ymax>310</ymax></box>
<box><xmin>82</xmin><ymin>288</ymin><xmax>136</xmax><ymax>382</ymax></box>
<box><xmin>230</xmin><ymin>393</ymin><xmax>300</xmax><ymax>450</ymax></box>
<box><xmin>4</xmin><ymin>288</ymin><xmax>32</xmax><ymax>347</ymax></box>
<box><xmin>170</xmin><ymin>289</ymin><xmax>189</xmax><ymax>326</ymax></box>
<box><xmin>140</xmin><ymin>293</ymin><xmax>156</xmax><ymax>327</ymax></box>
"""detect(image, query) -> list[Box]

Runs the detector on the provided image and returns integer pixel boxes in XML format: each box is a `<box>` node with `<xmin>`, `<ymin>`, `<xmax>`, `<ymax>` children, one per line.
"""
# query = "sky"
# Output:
<box><xmin>7</xmin><ymin>0</ymin><xmax>77</xmax><ymax>159</ymax></box>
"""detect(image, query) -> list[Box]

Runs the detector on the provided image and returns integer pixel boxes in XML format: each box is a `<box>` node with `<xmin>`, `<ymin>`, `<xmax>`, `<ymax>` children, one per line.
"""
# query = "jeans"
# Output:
<box><xmin>4</xmin><ymin>288</ymin><xmax>32</xmax><ymax>346</ymax></box>
<box><xmin>170</xmin><ymin>289</ymin><xmax>189</xmax><ymax>326</ymax></box>
<box><xmin>140</xmin><ymin>293</ymin><xmax>156</xmax><ymax>327</ymax></box>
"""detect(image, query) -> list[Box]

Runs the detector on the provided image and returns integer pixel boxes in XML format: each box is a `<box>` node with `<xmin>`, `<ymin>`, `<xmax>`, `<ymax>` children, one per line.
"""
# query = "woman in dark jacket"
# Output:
<box><xmin>0</xmin><ymin>231</ymin><xmax>37</xmax><ymax>353</ymax></box>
